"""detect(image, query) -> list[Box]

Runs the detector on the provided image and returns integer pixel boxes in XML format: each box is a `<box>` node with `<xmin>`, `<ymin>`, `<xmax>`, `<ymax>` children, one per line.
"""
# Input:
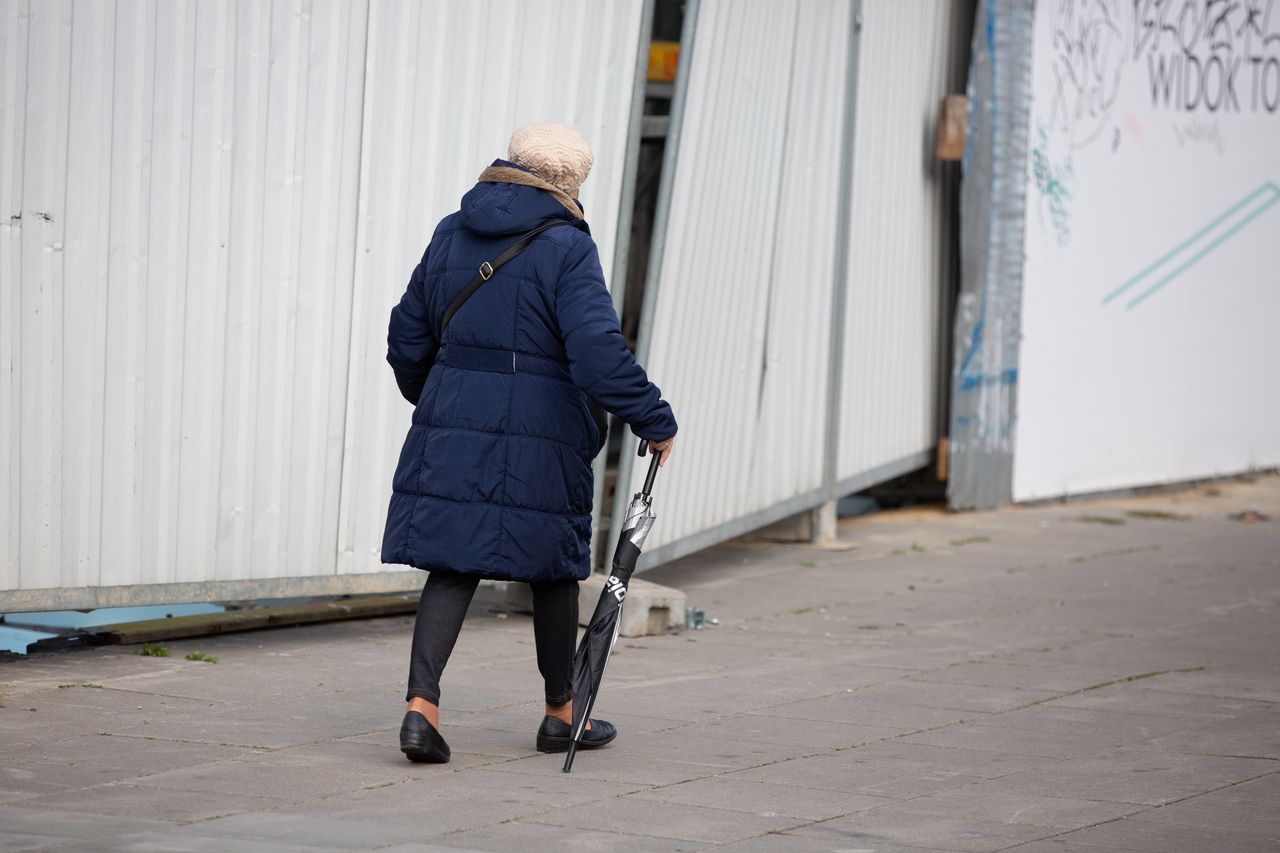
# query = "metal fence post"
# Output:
<box><xmin>606</xmin><ymin>0</ymin><xmax>701</xmax><ymax>566</ymax></box>
<box><xmin>819</xmin><ymin>0</ymin><xmax>866</xmax><ymax>534</ymax></box>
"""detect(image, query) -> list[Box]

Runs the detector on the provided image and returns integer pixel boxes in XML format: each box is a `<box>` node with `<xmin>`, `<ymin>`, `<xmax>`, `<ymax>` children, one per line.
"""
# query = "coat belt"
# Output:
<box><xmin>436</xmin><ymin>344</ymin><xmax>573</xmax><ymax>383</ymax></box>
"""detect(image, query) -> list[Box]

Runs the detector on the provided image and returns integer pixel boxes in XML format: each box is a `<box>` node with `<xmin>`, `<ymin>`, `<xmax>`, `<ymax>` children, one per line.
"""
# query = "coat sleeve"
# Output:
<box><xmin>386</xmin><ymin>246</ymin><xmax>438</xmax><ymax>405</ymax></box>
<box><xmin>555</xmin><ymin>236</ymin><xmax>677</xmax><ymax>441</ymax></box>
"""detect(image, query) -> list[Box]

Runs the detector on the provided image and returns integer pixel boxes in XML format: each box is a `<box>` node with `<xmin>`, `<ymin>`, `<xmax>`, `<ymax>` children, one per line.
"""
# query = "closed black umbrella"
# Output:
<box><xmin>563</xmin><ymin>441</ymin><xmax>663</xmax><ymax>772</ymax></box>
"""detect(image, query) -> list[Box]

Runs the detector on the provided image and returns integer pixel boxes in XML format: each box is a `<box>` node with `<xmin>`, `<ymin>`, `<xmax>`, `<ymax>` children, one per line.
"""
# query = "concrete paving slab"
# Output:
<box><xmin>79</xmin><ymin>831</ymin><xmax>326</xmax><ymax>853</ymax></box>
<box><xmin>974</xmin><ymin>704</ymin><xmax>1192</xmax><ymax>741</ymax></box>
<box><xmin>0</xmin><ymin>806</ymin><xmax>178</xmax><ymax>839</ymax></box>
<box><xmin>103</xmin><ymin>702</ymin><xmax>375</xmax><ymax>750</ymax></box>
<box><xmin>903</xmin><ymin>661</ymin><xmax>1123</xmax><ymax>695</ymax></box>
<box><xmin>830</xmin><ymin>741</ymin><xmax>1066</xmax><ymax>779</ymax></box>
<box><xmin>125</xmin><ymin>738</ymin><xmax>498</xmax><ymax>802</ymax></box>
<box><xmin>1132</xmin><ymin>710</ymin><xmax>1280</xmax><ymax>760</ymax></box>
<box><xmin>349</xmin><ymin>841</ymin><xmax>480</xmax><ymax>853</ymax></box>
<box><xmin>442</xmin><ymin>820</ymin><xmax>703</xmax><ymax>852</ymax></box>
<box><xmin>898</xmin><ymin>719</ymin><xmax>1158</xmax><ymax>759</ymax></box>
<box><xmin>269</xmin><ymin>767</ymin><xmax>640</xmax><ymax>835</ymax></box>
<box><xmin>1000</xmin><ymin>840</ymin><xmax>1150</xmax><ymax>853</ymax></box>
<box><xmin>490</xmin><ymin>748</ymin><xmax>729</xmax><ymax>788</ymax></box>
<box><xmin>14</xmin><ymin>783</ymin><xmax>288</xmax><ymax>822</ymax></box>
<box><xmin>169</xmin><ymin>811</ymin><xmax>435</xmax><ymax>849</ymax></box>
<box><xmin>0</xmin><ymin>733</ymin><xmax>259</xmax><ymax>799</ymax></box>
<box><xmin>594</xmin><ymin>726</ymin><xmax>814</xmax><ymax>772</ymax></box>
<box><xmin>1050</xmin><ymin>811</ymin><xmax>1280</xmax><ymax>851</ymax></box>
<box><xmin>0</xmin><ymin>686</ymin><xmax>233</xmax><ymax>743</ymax></box>
<box><xmin>724</xmin><ymin>753</ymin><xmax>984</xmax><ymax>799</ymax></box>
<box><xmin>691</xmin><ymin>712</ymin><xmax>903</xmax><ymax>751</ymax></box>
<box><xmin>629</xmin><ymin>776</ymin><xmax>884</xmax><ymax>820</ymax></box>
<box><xmin>751</xmin><ymin>694</ymin><xmax>992</xmax><ymax>730</ymax></box>
<box><xmin>837</xmin><ymin>679</ymin><xmax>1061</xmax><ymax>714</ymax></box>
<box><xmin>789</xmin><ymin>802</ymin><xmax>1059</xmax><ymax>852</ymax></box>
<box><xmin>714</xmin><ymin>834</ymin><xmax>948</xmax><ymax>853</ymax></box>
<box><xmin>1121</xmin><ymin>772</ymin><xmax>1280</xmax><ymax>835</ymax></box>
<box><xmin>1049</xmin><ymin>684</ymin><xmax>1276</xmax><ymax>720</ymax></box>
<box><xmin>878</xmin><ymin>783</ymin><xmax>1148</xmax><ymax>830</ymax></box>
<box><xmin>986</xmin><ymin>749</ymin><xmax>1275</xmax><ymax>806</ymax></box>
<box><xmin>527</xmin><ymin>796</ymin><xmax>807</xmax><ymax>844</ymax></box>
<box><xmin>0</xmin><ymin>830</ymin><xmax>80</xmax><ymax>853</ymax></box>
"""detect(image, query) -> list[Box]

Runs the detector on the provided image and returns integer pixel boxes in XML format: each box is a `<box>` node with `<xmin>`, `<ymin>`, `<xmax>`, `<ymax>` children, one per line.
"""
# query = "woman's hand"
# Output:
<box><xmin>647</xmin><ymin>436</ymin><xmax>675</xmax><ymax>467</ymax></box>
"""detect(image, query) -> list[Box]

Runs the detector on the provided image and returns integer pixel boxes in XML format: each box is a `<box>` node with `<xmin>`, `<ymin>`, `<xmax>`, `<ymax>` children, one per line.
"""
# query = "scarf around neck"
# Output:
<box><xmin>477</xmin><ymin>165</ymin><xmax>584</xmax><ymax>221</ymax></box>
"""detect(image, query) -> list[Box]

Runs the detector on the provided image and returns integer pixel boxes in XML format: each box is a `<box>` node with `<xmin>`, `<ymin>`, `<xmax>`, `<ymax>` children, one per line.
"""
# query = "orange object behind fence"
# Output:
<box><xmin>648</xmin><ymin>41</ymin><xmax>680</xmax><ymax>82</ymax></box>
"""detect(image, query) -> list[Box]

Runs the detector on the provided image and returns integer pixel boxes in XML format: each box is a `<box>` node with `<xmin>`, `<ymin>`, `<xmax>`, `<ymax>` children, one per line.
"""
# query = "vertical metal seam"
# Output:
<box><xmin>822</xmin><ymin>0</ymin><xmax>863</xmax><ymax>499</ymax></box>
<box><xmin>14</xmin><ymin>0</ymin><xmax>31</xmax><ymax>587</ymax></box>
<box><xmin>59</xmin><ymin>3</ymin><xmax>77</xmax><ymax>586</ymax></box>
<box><xmin>94</xmin><ymin>3</ymin><xmax>120</xmax><ymax>590</ymax></box>
<box><xmin>173</xmin><ymin>2</ymin><xmax>201</xmax><ymax>580</ymax></box>
<box><xmin>607</xmin><ymin>0</ymin><xmax>655</xmax><ymax>320</ymax></box>
<box><xmin>212</xmin><ymin>1</ymin><xmax>240</xmax><ymax>582</ymax></box>
<box><xmin>755</xmin><ymin>0</ymin><xmax>805</xmax><ymax>419</ymax></box>
<box><xmin>331</xmin><ymin>0</ymin><xmax>373</xmax><ymax>574</ymax></box>
<box><xmin>591</xmin><ymin>0</ymin><xmax>655</xmax><ymax>572</ymax></box>
<box><xmin>284</xmin><ymin>0</ymin><xmax>314</xmax><ymax>569</ymax></box>
<box><xmin>608</xmin><ymin>0</ymin><xmax>700</xmax><ymax>561</ymax></box>
<box><xmin>248</xmin><ymin>1</ymin><xmax>276</xmax><ymax>576</ymax></box>
<box><xmin>140</xmin><ymin>0</ymin><xmax>162</xmax><ymax>586</ymax></box>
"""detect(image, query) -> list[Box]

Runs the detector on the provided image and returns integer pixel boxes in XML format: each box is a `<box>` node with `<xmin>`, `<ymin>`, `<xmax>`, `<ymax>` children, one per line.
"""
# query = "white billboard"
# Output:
<box><xmin>1014</xmin><ymin>0</ymin><xmax>1280</xmax><ymax>500</ymax></box>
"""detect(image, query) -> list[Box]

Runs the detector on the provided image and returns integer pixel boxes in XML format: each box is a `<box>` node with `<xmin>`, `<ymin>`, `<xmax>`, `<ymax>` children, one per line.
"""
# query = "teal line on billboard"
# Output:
<box><xmin>1103</xmin><ymin>181</ymin><xmax>1280</xmax><ymax>310</ymax></box>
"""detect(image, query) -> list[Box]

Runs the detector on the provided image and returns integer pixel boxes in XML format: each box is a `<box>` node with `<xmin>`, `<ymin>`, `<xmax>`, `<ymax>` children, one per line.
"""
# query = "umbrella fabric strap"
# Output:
<box><xmin>436</xmin><ymin>344</ymin><xmax>573</xmax><ymax>384</ymax></box>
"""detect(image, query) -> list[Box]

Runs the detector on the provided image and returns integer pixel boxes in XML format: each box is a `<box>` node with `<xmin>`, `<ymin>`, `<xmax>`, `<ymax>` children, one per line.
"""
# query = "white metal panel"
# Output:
<box><xmin>837</xmin><ymin>0</ymin><xmax>970</xmax><ymax>484</ymax></box>
<box><xmin>1012</xmin><ymin>0</ymin><xmax>1280</xmax><ymax>500</ymax></box>
<box><xmin>0</xmin><ymin>0</ymin><xmax>31</xmax><ymax>595</ymax></box>
<box><xmin>616</xmin><ymin>0</ymin><xmax>851</xmax><ymax>562</ymax></box>
<box><xmin>2</xmin><ymin>0</ymin><xmax>368</xmax><ymax>597</ymax></box>
<box><xmin>337</xmin><ymin>0</ymin><xmax>647</xmax><ymax>573</ymax></box>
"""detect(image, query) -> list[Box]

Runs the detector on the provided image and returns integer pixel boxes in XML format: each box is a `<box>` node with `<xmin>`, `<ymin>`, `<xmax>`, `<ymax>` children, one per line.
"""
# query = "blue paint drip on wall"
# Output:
<box><xmin>960</xmin><ymin>367</ymin><xmax>1018</xmax><ymax>392</ymax></box>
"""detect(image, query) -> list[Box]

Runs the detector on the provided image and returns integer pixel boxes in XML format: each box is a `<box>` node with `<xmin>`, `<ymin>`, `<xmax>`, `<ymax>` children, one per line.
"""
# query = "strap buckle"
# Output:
<box><xmin>478</xmin><ymin>261</ymin><xmax>494</xmax><ymax>281</ymax></box>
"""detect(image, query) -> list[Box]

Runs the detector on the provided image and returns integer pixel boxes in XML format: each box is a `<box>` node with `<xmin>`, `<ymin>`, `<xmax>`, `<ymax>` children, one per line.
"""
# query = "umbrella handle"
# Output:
<box><xmin>637</xmin><ymin>439</ymin><xmax>661</xmax><ymax>497</ymax></box>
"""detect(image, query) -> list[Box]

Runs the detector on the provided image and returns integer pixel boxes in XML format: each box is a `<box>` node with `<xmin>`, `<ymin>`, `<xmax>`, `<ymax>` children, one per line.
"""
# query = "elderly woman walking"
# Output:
<box><xmin>382</xmin><ymin>124</ymin><xmax>677</xmax><ymax>763</ymax></box>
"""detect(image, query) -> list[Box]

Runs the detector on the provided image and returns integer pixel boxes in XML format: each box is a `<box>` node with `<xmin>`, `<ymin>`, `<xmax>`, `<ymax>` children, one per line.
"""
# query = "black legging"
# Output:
<box><xmin>405</xmin><ymin>572</ymin><xmax>579</xmax><ymax>707</ymax></box>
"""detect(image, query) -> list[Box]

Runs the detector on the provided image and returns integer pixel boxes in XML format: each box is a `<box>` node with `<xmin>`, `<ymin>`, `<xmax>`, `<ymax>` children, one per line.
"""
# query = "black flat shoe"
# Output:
<box><xmin>535</xmin><ymin>715</ymin><xmax>617</xmax><ymax>753</ymax></box>
<box><xmin>400</xmin><ymin>711</ymin><xmax>450</xmax><ymax>763</ymax></box>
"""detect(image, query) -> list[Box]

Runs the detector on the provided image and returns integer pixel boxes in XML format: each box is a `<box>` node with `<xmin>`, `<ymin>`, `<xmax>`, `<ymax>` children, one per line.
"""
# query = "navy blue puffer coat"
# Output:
<box><xmin>381</xmin><ymin>160</ymin><xmax>677</xmax><ymax>583</ymax></box>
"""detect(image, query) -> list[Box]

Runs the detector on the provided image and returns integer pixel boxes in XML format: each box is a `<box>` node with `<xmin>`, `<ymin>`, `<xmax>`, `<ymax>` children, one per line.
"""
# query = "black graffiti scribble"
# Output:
<box><xmin>1133</xmin><ymin>0</ymin><xmax>1280</xmax><ymax>57</ymax></box>
<box><xmin>1040</xmin><ymin>0</ymin><xmax>1279</xmax><ymax>163</ymax></box>
<box><xmin>1206</xmin><ymin>0</ymin><xmax>1238</xmax><ymax>51</ymax></box>
<box><xmin>1233</xmin><ymin>0</ymin><xmax>1280</xmax><ymax>50</ymax></box>
<box><xmin>1133</xmin><ymin>0</ymin><xmax>1173</xmax><ymax>57</ymax></box>
<box><xmin>1050</xmin><ymin>0</ymin><xmax>1130</xmax><ymax>147</ymax></box>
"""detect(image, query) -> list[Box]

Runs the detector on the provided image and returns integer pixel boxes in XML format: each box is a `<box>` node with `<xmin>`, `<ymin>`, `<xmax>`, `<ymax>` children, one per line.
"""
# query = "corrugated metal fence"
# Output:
<box><xmin>613</xmin><ymin>0</ymin><xmax>970</xmax><ymax>569</ymax></box>
<box><xmin>3</xmin><ymin>0</ymin><xmax>974</xmax><ymax>606</ymax></box>
<box><xmin>1</xmin><ymin>0</ymin><xmax>648</xmax><ymax>609</ymax></box>
<box><xmin>837</xmin><ymin>0</ymin><xmax>971</xmax><ymax>491</ymax></box>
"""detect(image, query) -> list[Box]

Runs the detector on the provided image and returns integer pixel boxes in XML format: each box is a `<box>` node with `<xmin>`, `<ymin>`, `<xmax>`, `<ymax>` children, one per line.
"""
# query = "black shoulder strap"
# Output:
<box><xmin>440</xmin><ymin>220</ymin><xmax>564</xmax><ymax>338</ymax></box>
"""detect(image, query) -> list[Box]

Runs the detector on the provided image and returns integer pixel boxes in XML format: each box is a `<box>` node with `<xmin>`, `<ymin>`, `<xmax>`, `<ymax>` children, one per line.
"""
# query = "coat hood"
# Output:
<box><xmin>460</xmin><ymin>159</ymin><xmax>589</xmax><ymax>237</ymax></box>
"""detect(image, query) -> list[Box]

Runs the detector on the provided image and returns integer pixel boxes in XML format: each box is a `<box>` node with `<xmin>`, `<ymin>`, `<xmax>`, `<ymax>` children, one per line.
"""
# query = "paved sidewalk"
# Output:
<box><xmin>2</xmin><ymin>476</ymin><xmax>1278</xmax><ymax>852</ymax></box>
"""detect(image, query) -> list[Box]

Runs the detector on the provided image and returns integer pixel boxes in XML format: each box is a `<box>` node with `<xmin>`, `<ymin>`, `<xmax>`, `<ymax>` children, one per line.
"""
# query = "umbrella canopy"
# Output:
<box><xmin>563</xmin><ymin>442</ymin><xmax>662</xmax><ymax>772</ymax></box>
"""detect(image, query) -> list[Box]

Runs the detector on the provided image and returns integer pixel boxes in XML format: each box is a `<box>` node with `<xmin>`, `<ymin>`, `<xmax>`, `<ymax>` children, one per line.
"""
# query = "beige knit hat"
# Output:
<box><xmin>507</xmin><ymin>123</ymin><xmax>593</xmax><ymax>197</ymax></box>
